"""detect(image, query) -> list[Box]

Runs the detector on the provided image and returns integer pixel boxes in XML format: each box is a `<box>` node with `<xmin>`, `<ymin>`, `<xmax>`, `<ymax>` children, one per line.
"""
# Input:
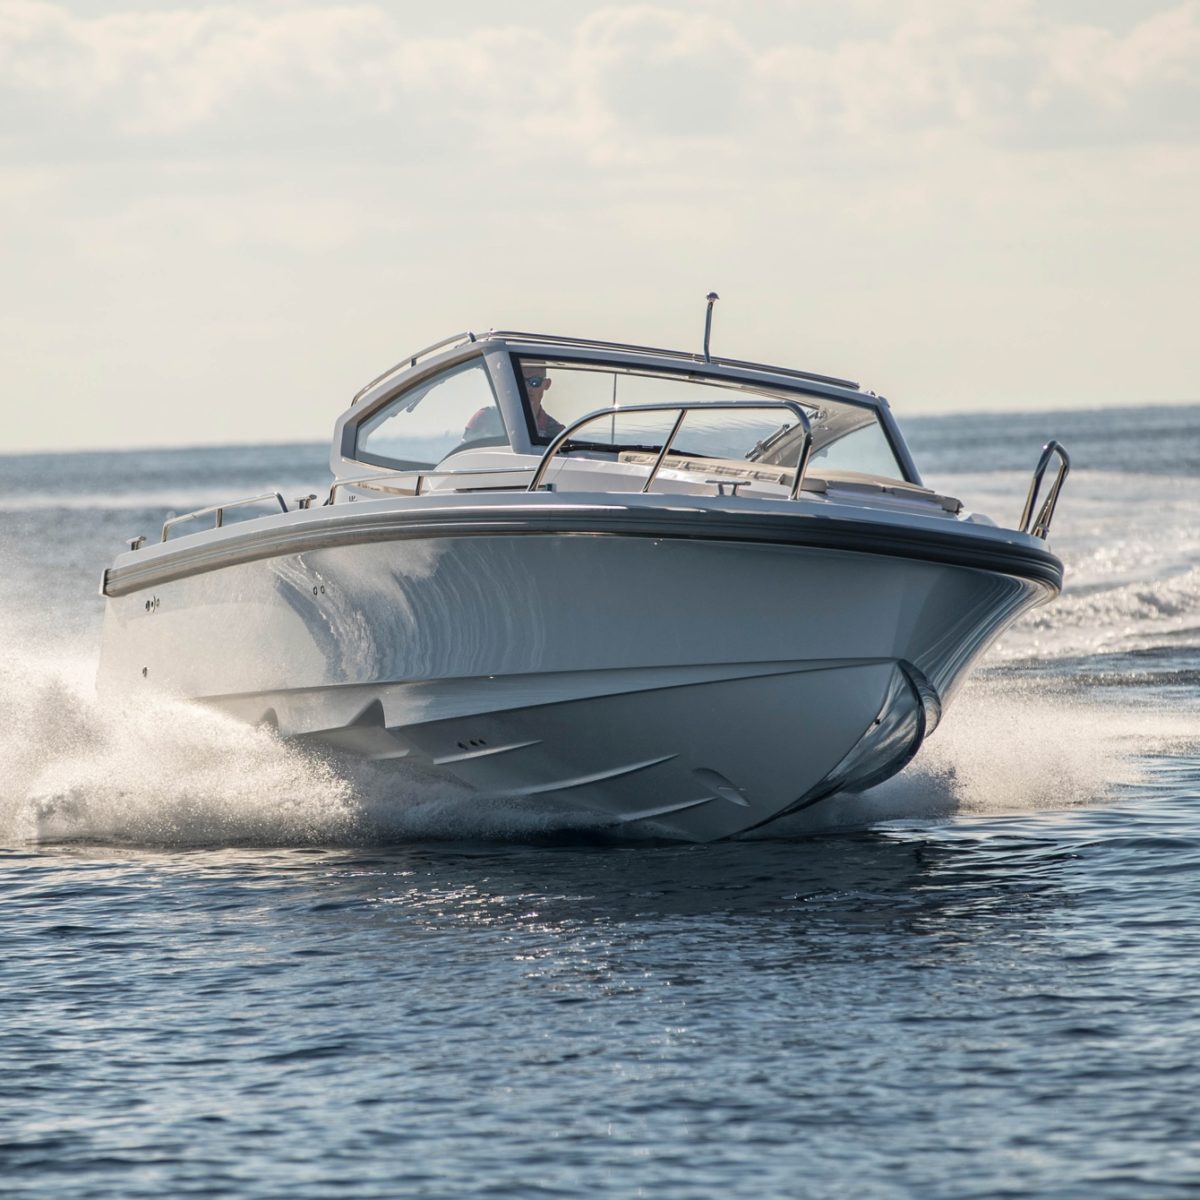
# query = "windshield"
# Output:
<box><xmin>514</xmin><ymin>357</ymin><xmax>908</xmax><ymax>482</ymax></box>
<box><xmin>355</xmin><ymin>358</ymin><xmax>505</xmax><ymax>470</ymax></box>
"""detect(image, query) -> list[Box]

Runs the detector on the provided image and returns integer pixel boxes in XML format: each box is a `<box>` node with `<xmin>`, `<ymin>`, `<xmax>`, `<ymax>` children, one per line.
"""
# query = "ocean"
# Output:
<box><xmin>1</xmin><ymin>405</ymin><xmax>1198</xmax><ymax>1198</ymax></box>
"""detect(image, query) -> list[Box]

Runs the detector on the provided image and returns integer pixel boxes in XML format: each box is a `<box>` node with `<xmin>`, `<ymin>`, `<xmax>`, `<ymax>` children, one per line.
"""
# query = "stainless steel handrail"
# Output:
<box><xmin>527</xmin><ymin>400</ymin><xmax>814</xmax><ymax>499</ymax></box>
<box><xmin>1019</xmin><ymin>440</ymin><xmax>1071</xmax><ymax>539</ymax></box>
<box><xmin>161</xmin><ymin>492</ymin><xmax>288</xmax><ymax>542</ymax></box>
<box><xmin>327</xmin><ymin>466</ymin><xmax>535</xmax><ymax>504</ymax></box>
<box><xmin>327</xmin><ymin>472</ymin><xmax>420</xmax><ymax>503</ymax></box>
<box><xmin>349</xmin><ymin>331</ymin><xmax>478</xmax><ymax>406</ymax></box>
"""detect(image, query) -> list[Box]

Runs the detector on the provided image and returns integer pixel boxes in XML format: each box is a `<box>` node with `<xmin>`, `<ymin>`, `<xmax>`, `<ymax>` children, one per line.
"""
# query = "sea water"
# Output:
<box><xmin>1</xmin><ymin>407</ymin><xmax>1198</xmax><ymax>1198</ymax></box>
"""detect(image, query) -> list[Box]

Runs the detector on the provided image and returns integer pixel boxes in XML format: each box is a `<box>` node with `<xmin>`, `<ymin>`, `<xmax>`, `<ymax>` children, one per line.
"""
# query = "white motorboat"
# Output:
<box><xmin>97</xmin><ymin>311</ymin><xmax>1070</xmax><ymax>841</ymax></box>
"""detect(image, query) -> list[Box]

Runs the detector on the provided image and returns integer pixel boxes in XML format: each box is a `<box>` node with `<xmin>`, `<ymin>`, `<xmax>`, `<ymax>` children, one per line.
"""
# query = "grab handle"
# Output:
<box><xmin>1019</xmin><ymin>440</ymin><xmax>1070</xmax><ymax>539</ymax></box>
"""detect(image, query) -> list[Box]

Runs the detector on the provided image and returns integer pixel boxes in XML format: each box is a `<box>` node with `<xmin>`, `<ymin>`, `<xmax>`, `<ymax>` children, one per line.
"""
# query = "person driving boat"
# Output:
<box><xmin>523</xmin><ymin>370</ymin><xmax>564</xmax><ymax>439</ymax></box>
<box><xmin>463</xmin><ymin>368</ymin><xmax>565</xmax><ymax>442</ymax></box>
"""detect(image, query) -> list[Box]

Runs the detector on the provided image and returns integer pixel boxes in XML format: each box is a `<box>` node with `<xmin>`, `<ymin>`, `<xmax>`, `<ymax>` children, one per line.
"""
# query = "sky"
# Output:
<box><xmin>2</xmin><ymin>0</ymin><xmax>1198</xmax><ymax>452</ymax></box>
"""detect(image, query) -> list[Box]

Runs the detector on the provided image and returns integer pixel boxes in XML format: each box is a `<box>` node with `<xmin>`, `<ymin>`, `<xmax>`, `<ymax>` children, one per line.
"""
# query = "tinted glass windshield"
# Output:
<box><xmin>515</xmin><ymin>358</ymin><xmax>907</xmax><ymax>482</ymax></box>
<box><xmin>356</xmin><ymin>359</ymin><xmax>504</xmax><ymax>469</ymax></box>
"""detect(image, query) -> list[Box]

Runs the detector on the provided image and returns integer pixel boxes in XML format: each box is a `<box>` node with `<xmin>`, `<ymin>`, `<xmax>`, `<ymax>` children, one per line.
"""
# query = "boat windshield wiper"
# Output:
<box><xmin>557</xmin><ymin>439</ymin><xmax>713</xmax><ymax>458</ymax></box>
<box><xmin>745</xmin><ymin>422</ymin><xmax>794</xmax><ymax>462</ymax></box>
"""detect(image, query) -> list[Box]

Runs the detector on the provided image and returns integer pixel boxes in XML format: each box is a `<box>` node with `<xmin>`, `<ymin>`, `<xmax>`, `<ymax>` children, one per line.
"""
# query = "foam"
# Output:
<box><xmin>861</xmin><ymin>675</ymin><xmax>1195</xmax><ymax>818</ymax></box>
<box><xmin>0</xmin><ymin>635</ymin><xmax>629</xmax><ymax>847</ymax></box>
<box><xmin>0</xmin><ymin>655</ymin><xmax>353</xmax><ymax>846</ymax></box>
<box><xmin>750</xmin><ymin>672</ymin><xmax>1198</xmax><ymax>838</ymax></box>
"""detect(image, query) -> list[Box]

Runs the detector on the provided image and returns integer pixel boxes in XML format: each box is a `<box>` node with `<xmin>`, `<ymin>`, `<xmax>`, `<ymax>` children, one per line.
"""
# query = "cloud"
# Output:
<box><xmin>752</xmin><ymin>1</ymin><xmax>1200</xmax><ymax>151</ymax></box>
<box><xmin>0</xmin><ymin>3</ymin><xmax>563</xmax><ymax>160</ymax></box>
<box><xmin>573</xmin><ymin>7</ymin><xmax>752</xmax><ymax>140</ymax></box>
<box><xmin>2</xmin><ymin>1</ymin><xmax>1198</xmax><ymax>169</ymax></box>
<box><xmin>1032</xmin><ymin>4</ymin><xmax>1200</xmax><ymax>143</ymax></box>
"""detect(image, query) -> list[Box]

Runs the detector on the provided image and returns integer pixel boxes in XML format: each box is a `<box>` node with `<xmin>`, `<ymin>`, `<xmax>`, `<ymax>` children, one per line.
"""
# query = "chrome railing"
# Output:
<box><xmin>527</xmin><ymin>400</ymin><xmax>814</xmax><ymax>499</ymax></box>
<box><xmin>350</xmin><ymin>332</ymin><xmax>478</xmax><ymax>406</ymax></box>
<box><xmin>1019</xmin><ymin>440</ymin><xmax>1071</xmax><ymax>539</ymax></box>
<box><xmin>326</xmin><ymin>466</ymin><xmax>534</xmax><ymax>504</ymax></box>
<box><xmin>161</xmin><ymin>493</ymin><xmax>289</xmax><ymax>542</ymax></box>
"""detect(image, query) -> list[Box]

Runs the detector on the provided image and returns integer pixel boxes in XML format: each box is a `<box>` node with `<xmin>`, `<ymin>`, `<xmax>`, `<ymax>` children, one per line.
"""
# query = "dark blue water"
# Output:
<box><xmin>2</xmin><ymin>405</ymin><xmax>1199</xmax><ymax>1198</ymax></box>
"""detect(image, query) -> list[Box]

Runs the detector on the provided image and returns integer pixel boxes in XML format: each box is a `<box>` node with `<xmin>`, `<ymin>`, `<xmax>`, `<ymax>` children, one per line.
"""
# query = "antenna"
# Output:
<box><xmin>702</xmin><ymin>292</ymin><xmax>719</xmax><ymax>362</ymax></box>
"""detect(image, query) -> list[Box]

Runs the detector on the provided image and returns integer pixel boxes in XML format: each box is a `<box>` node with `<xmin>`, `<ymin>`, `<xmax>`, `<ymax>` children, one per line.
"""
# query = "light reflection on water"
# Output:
<box><xmin>6</xmin><ymin>790</ymin><xmax>1200</xmax><ymax>1198</ymax></box>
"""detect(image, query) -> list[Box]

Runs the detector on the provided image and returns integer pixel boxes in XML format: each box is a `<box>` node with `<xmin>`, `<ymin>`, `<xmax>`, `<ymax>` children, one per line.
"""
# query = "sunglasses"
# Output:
<box><xmin>524</xmin><ymin>375</ymin><xmax>548</xmax><ymax>388</ymax></box>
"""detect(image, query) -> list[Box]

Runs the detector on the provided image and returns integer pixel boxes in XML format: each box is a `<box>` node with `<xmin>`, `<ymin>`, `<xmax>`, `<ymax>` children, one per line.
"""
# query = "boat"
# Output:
<box><xmin>96</xmin><ymin>305</ymin><xmax>1070</xmax><ymax>841</ymax></box>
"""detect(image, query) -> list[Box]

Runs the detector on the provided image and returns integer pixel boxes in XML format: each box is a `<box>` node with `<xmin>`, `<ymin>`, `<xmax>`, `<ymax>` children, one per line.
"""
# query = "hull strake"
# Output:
<box><xmin>205</xmin><ymin>658</ymin><xmax>930</xmax><ymax>843</ymax></box>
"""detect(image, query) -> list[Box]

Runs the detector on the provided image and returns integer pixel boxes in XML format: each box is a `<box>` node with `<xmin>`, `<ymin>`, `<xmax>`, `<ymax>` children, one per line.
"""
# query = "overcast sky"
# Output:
<box><xmin>3</xmin><ymin>0</ymin><xmax>1198</xmax><ymax>451</ymax></box>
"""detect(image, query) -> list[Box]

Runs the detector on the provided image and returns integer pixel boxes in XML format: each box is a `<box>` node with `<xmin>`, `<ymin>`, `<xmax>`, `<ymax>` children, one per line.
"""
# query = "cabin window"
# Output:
<box><xmin>355</xmin><ymin>358</ymin><xmax>505</xmax><ymax>470</ymax></box>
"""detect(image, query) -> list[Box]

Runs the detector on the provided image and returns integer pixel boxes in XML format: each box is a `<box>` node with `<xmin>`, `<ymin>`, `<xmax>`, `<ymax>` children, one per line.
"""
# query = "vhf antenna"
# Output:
<box><xmin>703</xmin><ymin>291</ymin><xmax>719</xmax><ymax>362</ymax></box>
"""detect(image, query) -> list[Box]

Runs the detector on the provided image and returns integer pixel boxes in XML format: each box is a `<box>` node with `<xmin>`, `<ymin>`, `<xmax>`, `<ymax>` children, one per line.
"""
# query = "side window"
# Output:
<box><xmin>355</xmin><ymin>359</ymin><xmax>505</xmax><ymax>469</ymax></box>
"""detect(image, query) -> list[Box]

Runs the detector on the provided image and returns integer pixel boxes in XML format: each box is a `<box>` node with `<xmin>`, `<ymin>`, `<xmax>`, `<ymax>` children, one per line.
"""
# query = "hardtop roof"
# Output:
<box><xmin>350</xmin><ymin>329</ymin><xmax>880</xmax><ymax>411</ymax></box>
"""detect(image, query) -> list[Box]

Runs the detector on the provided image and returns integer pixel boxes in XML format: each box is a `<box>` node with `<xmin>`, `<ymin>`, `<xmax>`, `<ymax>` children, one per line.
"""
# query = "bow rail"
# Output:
<box><xmin>161</xmin><ymin>493</ymin><xmax>289</xmax><ymax>543</ymax></box>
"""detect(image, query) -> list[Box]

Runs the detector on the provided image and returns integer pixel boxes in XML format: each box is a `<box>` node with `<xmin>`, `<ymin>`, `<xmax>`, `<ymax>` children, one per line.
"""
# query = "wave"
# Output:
<box><xmin>992</xmin><ymin>564</ymin><xmax>1200</xmax><ymax>663</ymax></box>
<box><xmin>0</xmin><ymin>488</ymin><xmax>323</xmax><ymax>514</ymax></box>
<box><xmin>916</xmin><ymin>468</ymin><xmax>1200</xmax><ymax>665</ymax></box>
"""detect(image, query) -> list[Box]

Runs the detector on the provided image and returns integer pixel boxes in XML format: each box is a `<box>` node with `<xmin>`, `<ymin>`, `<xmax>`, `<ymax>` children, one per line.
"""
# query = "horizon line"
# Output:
<box><xmin>2</xmin><ymin>395</ymin><xmax>1198</xmax><ymax>459</ymax></box>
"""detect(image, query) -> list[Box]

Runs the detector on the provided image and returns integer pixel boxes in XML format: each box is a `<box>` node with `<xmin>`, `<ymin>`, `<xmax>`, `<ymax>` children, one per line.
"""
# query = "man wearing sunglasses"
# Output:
<box><xmin>463</xmin><ymin>368</ymin><xmax>564</xmax><ymax>445</ymax></box>
<box><xmin>524</xmin><ymin>372</ymin><xmax>564</xmax><ymax>439</ymax></box>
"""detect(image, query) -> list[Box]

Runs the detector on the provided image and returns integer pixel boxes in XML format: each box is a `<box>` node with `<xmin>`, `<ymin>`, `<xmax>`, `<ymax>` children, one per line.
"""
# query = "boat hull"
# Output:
<box><xmin>98</xmin><ymin>507</ymin><xmax>1054</xmax><ymax>840</ymax></box>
